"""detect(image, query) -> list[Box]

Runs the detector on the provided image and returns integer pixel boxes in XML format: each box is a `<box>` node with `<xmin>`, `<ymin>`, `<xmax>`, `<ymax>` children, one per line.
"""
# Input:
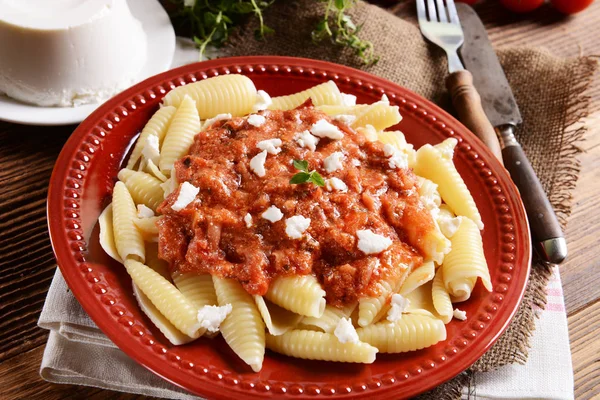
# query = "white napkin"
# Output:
<box><xmin>39</xmin><ymin>267</ymin><xmax>574</xmax><ymax>400</ymax></box>
<box><xmin>461</xmin><ymin>266</ymin><xmax>574</xmax><ymax>400</ymax></box>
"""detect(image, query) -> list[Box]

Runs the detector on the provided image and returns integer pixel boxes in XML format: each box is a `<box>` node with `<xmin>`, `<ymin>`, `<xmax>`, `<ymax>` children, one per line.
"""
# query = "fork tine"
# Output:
<box><xmin>435</xmin><ymin>0</ymin><xmax>448</xmax><ymax>22</ymax></box>
<box><xmin>445</xmin><ymin>0</ymin><xmax>461</xmax><ymax>25</ymax></box>
<box><xmin>426</xmin><ymin>0</ymin><xmax>438</xmax><ymax>21</ymax></box>
<box><xmin>416</xmin><ymin>0</ymin><xmax>427</xmax><ymax>23</ymax></box>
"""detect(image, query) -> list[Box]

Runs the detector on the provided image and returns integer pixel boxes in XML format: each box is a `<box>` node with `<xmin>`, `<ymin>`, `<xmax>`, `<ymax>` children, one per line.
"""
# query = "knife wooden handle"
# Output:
<box><xmin>446</xmin><ymin>70</ymin><xmax>504</xmax><ymax>165</ymax></box>
<box><xmin>501</xmin><ymin>139</ymin><xmax>567</xmax><ymax>264</ymax></box>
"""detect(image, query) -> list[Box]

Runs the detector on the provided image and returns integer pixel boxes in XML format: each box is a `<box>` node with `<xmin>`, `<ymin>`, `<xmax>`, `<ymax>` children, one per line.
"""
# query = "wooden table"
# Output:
<box><xmin>1</xmin><ymin>2</ymin><xmax>598</xmax><ymax>399</ymax></box>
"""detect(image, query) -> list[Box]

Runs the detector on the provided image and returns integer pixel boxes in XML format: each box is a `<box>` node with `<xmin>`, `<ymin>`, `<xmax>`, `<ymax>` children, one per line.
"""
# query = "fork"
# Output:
<box><xmin>416</xmin><ymin>0</ymin><xmax>504</xmax><ymax>163</ymax></box>
<box><xmin>417</xmin><ymin>0</ymin><xmax>464</xmax><ymax>73</ymax></box>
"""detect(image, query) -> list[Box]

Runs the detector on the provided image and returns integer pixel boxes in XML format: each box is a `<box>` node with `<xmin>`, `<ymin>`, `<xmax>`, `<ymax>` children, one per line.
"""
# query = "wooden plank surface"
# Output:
<box><xmin>0</xmin><ymin>1</ymin><xmax>598</xmax><ymax>399</ymax></box>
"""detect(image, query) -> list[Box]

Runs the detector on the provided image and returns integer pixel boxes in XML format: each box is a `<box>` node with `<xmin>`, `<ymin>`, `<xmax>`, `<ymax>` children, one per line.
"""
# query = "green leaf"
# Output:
<box><xmin>310</xmin><ymin>171</ymin><xmax>326</xmax><ymax>187</ymax></box>
<box><xmin>290</xmin><ymin>172</ymin><xmax>311</xmax><ymax>185</ymax></box>
<box><xmin>203</xmin><ymin>11</ymin><xmax>217</xmax><ymax>27</ymax></box>
<box><xmin>334</xmin><ymin>0</ymin><xmax>345</xmax><ymax>10</ymax></box>
<box><xmin>293</xmin><ymin>159</ymin><xmax>309</xmax><ymax>172</ymax></box>
<box><xmin>262</xmin><ymin>24</ymin><xmax>275</xmax><ymax>35</ymax></box>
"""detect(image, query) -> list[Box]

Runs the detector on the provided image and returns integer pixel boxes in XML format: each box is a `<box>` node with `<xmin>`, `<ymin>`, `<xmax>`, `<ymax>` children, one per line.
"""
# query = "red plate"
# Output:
<box><xmin>48</xmin><ymin>56</ymin><xmax>531</xmax><ymax>399</ymax></box>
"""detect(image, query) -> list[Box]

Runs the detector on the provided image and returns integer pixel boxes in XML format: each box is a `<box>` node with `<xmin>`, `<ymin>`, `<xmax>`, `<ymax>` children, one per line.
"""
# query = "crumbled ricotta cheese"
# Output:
<box><xmin>387</xmin><ymin>294</ymin><xmax>411</xmax><ymax>322</ymax></box>
<box><xmin>294</xmin><ymin>130</ymin><xmax>319</xmax><ymax>151</ymax></box>
<box><xmin>256</xmin><ymin>138</ymin><xmax>282</xmax><ymax>154</ymax></box>
<box><xmin>244</xmin><ymin>213</ymin><xmax>253</xmax><ymax>228</ymax></box>
<box><xmin>136</xmin><ymin>204</ymin><xmax>154</xmax><ymax>219</ymax></box>
<box><xmin>453</xmin><ymin>308</ymin><xmax>467</xmax><ymax>321</ymax></box>
<box><xmin>171</xmin><ymin>181</ymin><xmax>199</xmax><ymax>211</ymax></box>
<box><xmin>324</xmin><ymin>177</ymin><xmax>348</xmax><ymax>192</ymax></box>
<box><xmin>356</xmin><ymin>229</ymin><xmax>393</xmax><ymax>255</ymax></box>
<box><xmin>202</xmin><ymin>113</ymin><xmax>231</xmax><ymax>130</ymax></box>
<box><xmin>252</xmin><ymin>90</ymin><xmax>272</xmax><ymax>112</ymax></box>
<box><xmin>250</xmin><ymin>150</ymin><xmax>268</xmax><ymax>177</ymax></box>
<box><xmin>197</xmin><ymin>304</ymin><xmax>232</xmax><ymax>333</ymax></box>
<box><xmin>383</xmin><ymin>144</ymin><xmax>409</xmax><ymax>169</ymax></box>
<box><xmin>351</xmin><ymin>159</ymin><xmax>361</xmax><ymax>167</ymax></box>
<box><xmin>295</xmin><ymin>113</ymin><xmax>303</xmax><ymax>125</ymax></box>
<box><xmin>141</xmin><ymin>135</ymin><xmax>160</xmax><ymax>165</ymax></box>
<box><xmin>248</xmin><ymin>114</ymin><xmax>266</xmax><ymax>127</ymax></box>
<box><xmin>381</xmin><ymin>93</ymin><xmax>390</xmax><ymax>104</ymax></box>
<box><xmin>261</xmin><ymin>205</ymin><xmax>283</xmax><ymax>223</ymax></box>
<box><xmin>310</xmin><ymin>119</ymin><xmax>344</xmax><ymax>140</ymax></box>
<box><xmin>340</xmin><ymin>93</ymin><xmax>357</xmax><ymax>107</ymax></box>
<box><xmin>334</xmin><ymin>317</ymin><xmax>359</xmax><ymax>344</ymax></box>
<box><xmin>324</xmin><ymin>151</ymin><xmax>345</xmax><ymax>173</ymax></box>
<box><xmin>285</xmin><ymin>215</ymin><xmax>311</xmax><ymax>239</ymax></box>
<box><xmin>437</xmin><ymin>215</ymin><xmax>462</xmax><ymax>238</ymax></box>
<box><xmin>334</xmin><ymin>114</ymin><xmax>357</xmax><ymax>125</ymax></box>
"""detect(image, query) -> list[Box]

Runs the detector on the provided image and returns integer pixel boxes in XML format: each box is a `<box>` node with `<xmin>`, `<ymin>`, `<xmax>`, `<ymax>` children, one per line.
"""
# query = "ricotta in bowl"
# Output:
<box><xmin>0</xmin><ymin>0</ymin><xmax>147</xmax><ymax>107</ymax></box>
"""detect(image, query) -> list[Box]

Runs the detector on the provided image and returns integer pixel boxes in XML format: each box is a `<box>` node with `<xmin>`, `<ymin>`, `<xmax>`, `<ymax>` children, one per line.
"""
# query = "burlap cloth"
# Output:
<box><xmin>223</xmin><ymin>1</ymin><xmax>598</xmax><ymax>398</ymax></box>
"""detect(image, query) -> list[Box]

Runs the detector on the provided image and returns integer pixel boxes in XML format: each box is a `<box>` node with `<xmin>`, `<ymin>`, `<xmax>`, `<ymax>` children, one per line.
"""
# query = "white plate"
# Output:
<box><xmin>0</xmin><ymin>0</ymin><xmax>175</xmax><ymax>126</ymax></box>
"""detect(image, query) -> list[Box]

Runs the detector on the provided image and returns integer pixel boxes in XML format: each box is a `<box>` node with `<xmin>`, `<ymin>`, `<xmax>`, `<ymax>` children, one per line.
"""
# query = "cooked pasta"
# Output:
<box><xmin>432</xmin><ymin>268</ymin><xmax>453</xmax><ymax>323</ymax></box>
<box><xmin>100</xmin><ymin>76</ymin><xmax>495</xmax><ymax>371</ymax></box>
<box><xmin>358</xmin><ymin>280</ymin><xmax>396</xmax><ymax>327</ymax></box>
<box><xmin>133</xmin><ymin>216</ymin><xmax>159</xmax><ymax>242</ymax></box>
<box><xmin>173</xmin><ymin>272</ymin><xmax>218</xmax><ymax>308</ymax></box>
<box><xmin>300</xmin><ymin>303</ymin><xmax>357</xmax><ymax>333</ymax></box>
<box><xmin>117</xmin><ymin>169</ymin><xmax>164</xmax><ymax>211</ymax></box>
<box><xmin>98</xmin><ymin>203</ymin><xmax>121</xmax><ymax>263</ymax></box>
<box><xmin>377</xmin><ymin>130</ymin><xmax>417</xmax><ymax>167</ymax></box>
<box><xmin>144</xmin><ymin>159</ymin><xmax>168</xmax><ymax>182</ymax></box>
<box><xmin>442</xmin><ymin>217</ymin><xmax>492</xmax><ymax>301</ymax></box>
<box><xmin>357</xmin><ymin>313</ymin><xmax>446</xmax><ymax>353</ymax></box>
<box><xmin>132</xmin><ymin>283</ymin><xmax>195</xmax><ymax>346</ymax></box>
<box><xmin>124</xmin><ymin>259</ymin><xmax>203</xmax><ymax>338</ymax></box>
<box><xmin>351</xmin><ymin>102</ymin><xmax>402</xmax><ymax>131</ymax></box>
<box><xmin>316</xmin><ymin>104</ymin><xmax>368</xmax><ymax>116</ymax></box>
<box><xmin>269</xmin><ymin>81</ymin><xmax>342</xmax><ymax>110</ymax></box>
<box><xmin>112</xmin><ymin>182</ymin><xmax>144</xmax><ymax>262</ymax></box>
<box><xmin>144</xmin><ymin>242</ymin><xmax>169</xmax><ymax>280</ymax></box>
<box><xmin>213</xmin><ymin>277</ymin><xmax>265</xmax><ymax>372</ymax></box>
<box><xmin>265</xmin><ymin>275</ymin><xmax>326</xmax><ymax>318</ymax></box>
<box><xmin>399</xmin><ymin>261</ymin><xmax>435</xmax><ymax>296</ymax></box>
<box><xmin>254</xmin><ymin>296</ymin><xmax>304</xmax><ymax>336</ymax></box>
<box><xmin>126</xmin><ymin>105</ymin><xmax>177</xmax><ymax>170</ymax></box>
<box><xmin>266</xmin><ymin>330</ymin><xmax>377</xmax><ymax>363</ymax></box>
<box><xmin>162</xmin><ymin>74</ymin><xmax>257</xmax><ymax>119</ymax></box>
<box><xmin>414</xmin><ymin>144</ymin><xmax>483</xmax><ymax>230</ymax></box>
<box><xmin>159</xmin><ymin>95</ymin><xmax>201</xmax><ymax>173</ymax></box>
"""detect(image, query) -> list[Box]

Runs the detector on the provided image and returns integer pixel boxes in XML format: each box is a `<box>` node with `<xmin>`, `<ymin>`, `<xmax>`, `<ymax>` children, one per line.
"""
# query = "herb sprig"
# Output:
<box><xmin>290</xmin><ymin>160</ymin><xmax>325</xmax><ymax>187</ymax></box>
<box><xmin>311</xmin><ymin>0</ymin><xmax>378</xmax><ymax>65</ymax></box>
<box><xmin>169</xmin><ymin>0</ymin><xmax>275</xmax><ymax>60</ymax></box>
<box><xmin>168</xmin><ymin>0</ymin><xmax>377</xmax><ymax>64</ymax></box>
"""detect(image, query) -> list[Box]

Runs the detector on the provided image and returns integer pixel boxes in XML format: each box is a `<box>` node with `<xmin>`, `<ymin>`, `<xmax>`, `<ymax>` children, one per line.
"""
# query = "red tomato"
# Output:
<box><xmin>456</xmin><ymin>0</ymin><xmax>479</xmax><ymax>5</ymax></box>
<box><xmin>551</xmin><ymin>0</ymin><xmax>594</xmax><ymax>14</ymax></box>
<box><xmin>500</xmin><ymin>0</ymin><xmax>545</xmax><ymax>13</ymax></box>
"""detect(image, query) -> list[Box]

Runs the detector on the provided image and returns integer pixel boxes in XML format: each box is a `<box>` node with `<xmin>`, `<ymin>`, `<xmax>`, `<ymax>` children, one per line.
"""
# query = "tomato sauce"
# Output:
<box><xmin>157</xmin><ymin>106</ymin><xmax>434</xmax><ymax>307</ymax></box>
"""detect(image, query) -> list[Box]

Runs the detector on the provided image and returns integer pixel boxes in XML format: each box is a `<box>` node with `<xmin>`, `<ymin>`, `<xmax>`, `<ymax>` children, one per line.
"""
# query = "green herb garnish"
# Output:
<box><xmin>169</xmin><ymin>0</ymin><xmax>275</xmax><ymax>60</ymax></box>
<box><xmin>168</xmin><ymin>0</ymin><xmax>376</xmax><ymax>64</ymax></box>
<box><xmin>290</xmin><ymin>160</ymin><xmax>325</xmax><ymax>187</ymax></box>
<box><xmin>312</xmin><ymin>0</ymin><xmax>378</xmax><ymax>66</ymax></box>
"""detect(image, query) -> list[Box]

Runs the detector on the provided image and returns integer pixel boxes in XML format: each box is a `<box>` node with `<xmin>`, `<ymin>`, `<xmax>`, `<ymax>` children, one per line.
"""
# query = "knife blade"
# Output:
<box><xmin>456</xmin><ymin>3</ymin><xmax>567</xmax><ymax>264</ymax></box>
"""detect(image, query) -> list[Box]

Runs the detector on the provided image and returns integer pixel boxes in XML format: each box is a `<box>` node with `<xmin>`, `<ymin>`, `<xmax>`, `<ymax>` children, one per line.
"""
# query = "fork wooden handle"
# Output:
<box><xmin>446</xmin><ymin>70</ymin><xmax>504</xmax><ymax>165</ymax></box>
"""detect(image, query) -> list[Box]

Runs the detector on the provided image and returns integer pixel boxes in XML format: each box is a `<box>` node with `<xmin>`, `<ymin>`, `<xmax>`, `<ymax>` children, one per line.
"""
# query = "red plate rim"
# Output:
<box><xmin>47</xmin><ymin>56</ymin><xmax>531</xmax><ymax>399</ymax></box>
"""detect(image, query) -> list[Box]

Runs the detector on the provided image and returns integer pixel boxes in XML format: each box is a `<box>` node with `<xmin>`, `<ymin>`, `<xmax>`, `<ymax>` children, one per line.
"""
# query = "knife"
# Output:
<box><xmin>449</xmin><ymin>3</ymin><xmax>567</xmax><ymax>264</ymax></box>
